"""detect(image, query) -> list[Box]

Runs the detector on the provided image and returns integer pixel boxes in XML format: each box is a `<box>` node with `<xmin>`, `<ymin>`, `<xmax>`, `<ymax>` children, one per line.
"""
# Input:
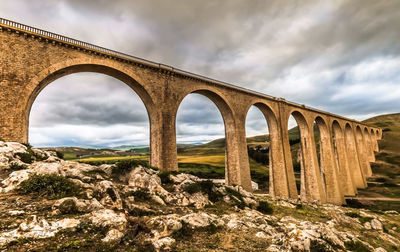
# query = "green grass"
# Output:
<box><xmin>19</xmin><ymin>173</ymin><xmax>82</xmax><ymax>199</ymax></box>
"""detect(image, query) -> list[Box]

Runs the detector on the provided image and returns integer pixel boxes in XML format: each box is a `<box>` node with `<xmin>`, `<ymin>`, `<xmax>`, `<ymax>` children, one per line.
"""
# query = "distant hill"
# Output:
<box><xmin>364</xmin><ymin>113</ymin><xmax>400</xmax><ymax>154</ymax></box>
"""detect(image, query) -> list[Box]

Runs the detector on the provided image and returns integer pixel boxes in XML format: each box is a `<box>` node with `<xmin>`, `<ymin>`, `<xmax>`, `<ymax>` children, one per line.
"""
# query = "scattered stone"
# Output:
<box><xmin>371</xmin><ymin>219</ymin><xmax>383</xmax><ymax>230</ymax></box>
<box><xmin>8</xmin><ymin>210</ymin><xmax>25</xmax><ymax>216</ymax></box>
<box><xmin>88</xmin><ymin>209</ymin><xmax>127</xmax><ymax>232</ymax></box>
<box><xmin>153</xmin><ymin>237</ymin><xmax>175</xmax><ymax>251</ymax></box>
<box><xmin>102</xmin><ymin>228</ymin><xmax>125</xmax><ymax>243</ymax></box>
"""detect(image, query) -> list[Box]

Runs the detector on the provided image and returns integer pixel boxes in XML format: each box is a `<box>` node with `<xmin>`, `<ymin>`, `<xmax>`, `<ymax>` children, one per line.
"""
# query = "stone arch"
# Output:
<box><xmin>244</xmin><ymin>102</ymin><xmax>288</xmax><ymax>197</ymax></box>
<box><xmin>24</xmin><ymin>61</ymin><xmax>161</xmax><ymax>167</ymax></box>
<box><xmin>370</xmin><ymin>129</ymin><xmax>379</xmax><ymax>152</ymax></box>
<box><xmin>314</xmin><ymin>116</ymin><xmax>343</xmax><ymax>204</ymax></box>
<box><xmin>332</xmin><ymin>120</ymin><xmax>356</xmax><ymax>196</ymax></box>
<box><xmin>363</xmin><ymin>127</ymin><xmax>375</xmax><ymax>162</ymax></box>
<box><xmin>344</xmin><ymin>124</ymin><xmax>366</xmax><ymax>188</ymax></box>
<box><xmin>175</xmin><ymin>89</ymin><xmax>241</xmax><ymax>187</ymax></box>
<box><xmin>355</xmin><ymin>125</ymin><xmax>372</xmax><ymax>178</ymax></box>
<box><xmin>287</xmin><ymin>110</ymin><xmax>326</xmax><ymax>202</ymax></box>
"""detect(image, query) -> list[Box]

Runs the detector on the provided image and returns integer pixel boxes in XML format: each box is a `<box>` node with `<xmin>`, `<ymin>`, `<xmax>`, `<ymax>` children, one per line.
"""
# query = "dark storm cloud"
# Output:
<box><xmin>2</xmin><ymin>0</ymin><xmax>400</xmax><ymax>146</ymax></box>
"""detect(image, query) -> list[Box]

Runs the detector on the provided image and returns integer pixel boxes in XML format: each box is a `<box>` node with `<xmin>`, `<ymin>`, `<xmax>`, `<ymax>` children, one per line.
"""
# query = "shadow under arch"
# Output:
<box><xmin>175</xmin><ymin>89</ymin><xmax>240</xmax><ymax>186</ymax></box>
<box><xmin>363</xmin><ymin>127</ymin><xmax>375</xmax><ymax>162</ymax></box>
<box><xmin>244</xmin><ymin>102</ymin><xmax>283</xmax><ymax>195</ymax></box>
<box><xmin>25</xmin><ymin>63</ymin><xmax>160</xmax><ymax>166</ymax></box>
<box><xmin>344</xmin><ymin>123</ymin><xmax>366</xmax><ymax>188</ymax></box>
<box><xmin>356</xmin><ymin>125</ymin><xmax>372</xmax><ymax>178</ymax></box>
<box><xmin>332</xmin><ymin>120</ymin><xmax>356</xmax><ymax>196</ymax></box>
<box><xmin>288</xmin><ymin>110</ymin><xmax>312</xmax><ymax>200</ymax></box>
<box><xmin>314</xmin><ymin>116</ymin><xmax>343</xmax><ymax>204</ymax></box>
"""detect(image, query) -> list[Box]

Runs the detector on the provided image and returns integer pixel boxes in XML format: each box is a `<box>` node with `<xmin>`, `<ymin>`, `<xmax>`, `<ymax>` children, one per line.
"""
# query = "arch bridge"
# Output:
<box><xmin>0</xmin><ymin>18</ymin><xmax>381</xmax><ymax>205</ymax></box>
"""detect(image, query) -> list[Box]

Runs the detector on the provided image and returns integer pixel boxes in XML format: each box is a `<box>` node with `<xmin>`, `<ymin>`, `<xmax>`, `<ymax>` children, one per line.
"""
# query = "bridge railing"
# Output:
<box><xmin>0</xmin><ymin>17</ymin><xmax>160</xmax><ymax>68</ymax></box>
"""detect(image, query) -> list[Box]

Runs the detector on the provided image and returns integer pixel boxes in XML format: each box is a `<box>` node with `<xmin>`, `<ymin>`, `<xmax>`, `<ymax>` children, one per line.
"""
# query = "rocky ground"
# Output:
<box><xmin>0</xmin><ymin>141</ymin><xmax>399</xmax><ymax>251</ymax></box>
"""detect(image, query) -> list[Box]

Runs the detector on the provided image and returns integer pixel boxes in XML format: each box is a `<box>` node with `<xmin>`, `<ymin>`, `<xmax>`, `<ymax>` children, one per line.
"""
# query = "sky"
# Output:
<box><xmin>1</xmin><ymin>0</ymin><xmax>399</xmax><ymax>147</ymax></box>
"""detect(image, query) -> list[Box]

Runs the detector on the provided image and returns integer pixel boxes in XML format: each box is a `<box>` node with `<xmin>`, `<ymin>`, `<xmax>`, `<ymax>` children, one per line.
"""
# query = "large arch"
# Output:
<box><xmin>24</xmin><ymin>62</ymin><xmax>161</xmax><ymax>167</ymax></box>
<box><xmin>174</xmin><ymin>89</ymin><xmax>245</xmax><ymax>188</ymax></box>
<box><xmin>287</xmin><ymin>110</ymin><xmax>325</xmax><ymax>203</ymax></box>
<box><xmin>244</xmin><ymin>102</ymin><xmax>290</xmax><ymax>197</ymax></box>
<box><xmin>344</xmin><ymin>124</ymin><xmax>366</xmax><ymax>188</ymax></box>
<box><xmin>363</xmin><ymin>127</ymin><xmax>375</xmax><ymax>162</ymax></box>
<box><xmin>370</xmin><ymin>129</ymin><xmax>379</xmax><ymax>152</ymax></box>
<box><xmin>332</xmin><ymin>121</ymin><xmax>356</xmax><ymax>196</ymax></box>
<box><xmin>314</xmin><ymin>116</ymin><xmax>343</xmax><ymax>204</ymax></box>
<box><xmin>355</xmin><ymin>126</ymin><xmax>372</xmax><ymax>177</ymax></box>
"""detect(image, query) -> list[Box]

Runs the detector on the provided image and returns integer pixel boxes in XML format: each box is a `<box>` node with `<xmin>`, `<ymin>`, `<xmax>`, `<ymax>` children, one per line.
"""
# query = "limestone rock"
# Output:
<box><xmin>102</xmin><ymin>228</ymin><xmax>125</xmax><ymax>243</ymax></box>
<box><xmin>88</xmin><ymin>209</ymin><xmax>127</xmax><ymax>231</ymax></box>
<box><xmin>180</xmin><ymin>212</ymin><xmax>222</xmax><ymax>229</ymax></box>
<box><xmin>53</xmin><ymin>197</ymin><xmax>103</xmax><ymax>214</ymax></box>
<box><xmin>128</xmin><ymin>166</ymin><xmax>168</xmax><ymax>196</ymax></box>
<box><xmin>371</xmin><ymin>219</ymin><xmax>383</xmax><ymax>230</ymax></box>
<box><xmin>188</xmin><ymin>192</ymin><xmax>209</xmax><ymax>209</ymax></box>
<box><xmin>94</xmin><ymin>180</ymin><xmax>123</xmax><ymax>210</ymax></box>
<box><xmin>147</xmin><ymin>214</ymin><xmax>182</xmax><ymax>238</ymax></box>
<box><xmin>30</xmin><ymin>161</ymin><xmax>64</xmax><ymax>176</ymax></box>
<box><xmin>0</xmin><ymin>215</ymin><xmax>80</xmax><ymax>247</ymax></box>
<box><xmin>153</xmin><ymin>237</ymin><xmax>175</xmax><ymax>251</ymax></box>
<box><xmin>0</xmin><ymin>170</ymin><xmax>31</xmax><ymax>193</ymax></box>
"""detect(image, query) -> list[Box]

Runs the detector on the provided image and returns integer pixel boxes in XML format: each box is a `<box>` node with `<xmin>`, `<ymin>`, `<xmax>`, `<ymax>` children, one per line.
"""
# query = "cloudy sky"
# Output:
<box><xmin>1</xmin><ymin>0</ymin><xmax>399</xmax><ymax>147</ymax></box>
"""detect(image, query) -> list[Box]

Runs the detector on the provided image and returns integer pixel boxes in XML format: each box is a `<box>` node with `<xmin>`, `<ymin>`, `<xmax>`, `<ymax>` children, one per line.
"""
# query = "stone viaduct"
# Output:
<box><xmin>0</xmin><ymin>18</ymin><xmax>382</xmax><ymax>205</ymax></box>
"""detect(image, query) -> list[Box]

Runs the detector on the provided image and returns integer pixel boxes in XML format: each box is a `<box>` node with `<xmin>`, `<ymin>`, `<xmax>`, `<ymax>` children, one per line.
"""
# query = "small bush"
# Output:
<box><xmin>19</xmin><ymin>173</ymin><xmax>81</xmax><ymax>199</ymax></box>
<box><xmin>56</xmin><ymin>151</ymin><xmax>64</xmax><ymax>159</ymax></box>
<box><xmin>17</xmin><ymin>152</ymin><xmax>34</xmax><ymax>164</ymax></box>
<box><xmin>257</xmin><ymin>201</ymin><xmax>273</xmax><ymax>214</ymax></box>
<box><xmin>126</xmin><ymin>189</ymin><xmax>151</xmax><ymax>201</ymax></box>
<box><xmin>159</xmin><ymin>171</ymin><xmax>173</xmax><ymax>184</ymax></box>
<box><xmin>9</xmin><ymin>162</ymin><xmax>27</xmax><ymax>171</ymax></box>
<box><xmin>344</xmin><ymin>240</ymin><xmax>369</xmax><ymax>252</ymax></box>
<box><xmin>183</xmin><ymin>180</ymin><xmax>223</xmax><ymax>203</ymax></box>
<box><xmin>345</xmin><ymin>212</ymin><xmax>373</xmax><ymax>223</ymax></box>
<box><xmin>112</xmin><ymin>159</ymin><xmax>155</xmax><ymax>176</ymax></box>
<box><xmin>345</xmin><ymin>212</ymin><xmax>360</xmax><ymax>218</ymax></box>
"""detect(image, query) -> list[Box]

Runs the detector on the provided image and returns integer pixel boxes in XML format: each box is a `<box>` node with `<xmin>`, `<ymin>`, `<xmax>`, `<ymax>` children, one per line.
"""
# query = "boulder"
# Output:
<box><xmin>371</xmin><ymin>219</ymin><xmax>383</xmax><ymax>230</ymax></box>
<box><xmin>153</xmin><ymin>237</ymin><xmax>175</xmax><ymax>251</ymax></box>
<box><xmin>88</xmin><ymin>209</ymin><xmax>127</xmax><ymax>232</ymax></box>
<box><xmin>147</xmin><ymin>214</ymin><xmax>182</xmax><ymax>238</ymax></box>
<box><xmin>127</xmin><ymin>166</ymin><xmax>168</xmax><ymax>196</ymax></box>
<box><xmin>94</xmin><ymin>180</ymin><xmax>123</xmax><ymax>210</ymax></box>
<box><xmin>102</xmin><ymin>228</ymin><xmax>125</xmax><ymax>243</ymax></box>
<box><xmin>0</xmin><ymin>215</ymin><xmax>80</xmax><ymax>247</ymax></box>
<box><xmin>0</xmin><ymin>170</ymin><xmax>31</xmax><ymax>193</ymax></box>
<box><xmin>180</xmin><ymin>212</ymin><xmax>222</xmax><ymax>229</ymax></box>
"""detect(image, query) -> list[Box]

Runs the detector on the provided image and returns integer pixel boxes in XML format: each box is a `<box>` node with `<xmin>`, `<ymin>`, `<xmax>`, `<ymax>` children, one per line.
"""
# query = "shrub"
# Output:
<box><xmin>344</xmin><ymin>240</ymin><xmax>369</xmax><ymax>252</ymax></box>
<box><xmin>111</xmin><ymin>159</ymin><xmax>155</xmax><ymax>176</ymax></box>
<box><xmin>158</xmin><ymin>171</ymin><xmax>173</xmax><ymax>184</ymax></box>
<box><xmin>345</xmin><ymin>212</ymin><xmax>360</xmax><ymax>218</ymax></box>
<box><xmin>9</xmin><ymin>162</ymin><xmax>27</xmax><ymax>171</ymax></box>
<box><xmin>183</xmin><ymin>180</ymin><xmax>223</xmax><ymax>203</ymax></box>
<box><xmin>257</xmin><ymin>201</ymin><xmax>273</xmax><ymax>214</ymax></box>
<box><xmin>17</xmin><ymin>152</ymin><xmax>34</xmax><ymax>164</ymax></box>
<box><xmin>126</xmin><ymin>189</ymin><xmax>151</xmax><ymax>201</ymax></box>
<box><xmin>19</xmin><ymin>173</ymin><xmax>81</xmax><ymax>199</ymax></box>
<box><xmin>345</xmin><ymin>212</ymin><xmax>373</xmax><ymax>223</ymax></box>
<box><xmin>56</xmin><ymin>151</ymin><xmax>64</xmax><ymax>159</ymax></box>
